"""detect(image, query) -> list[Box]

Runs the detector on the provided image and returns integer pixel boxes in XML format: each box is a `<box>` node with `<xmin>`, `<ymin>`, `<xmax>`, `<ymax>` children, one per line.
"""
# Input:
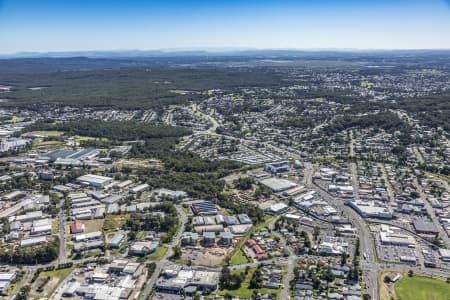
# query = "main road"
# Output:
<box><xmin>58</xmin><ymin>198</ymin><xmax>67</xmax><ymax>263</ymax></box>
<box><xmin>139</xmin><ymin>204</ymin><xmax>187</xmax><ymax>300</ymax></box>
<box><xmin>304</xmin><ymin>160</ymin><xmax>379</xmax><ymax>300</ymax></box>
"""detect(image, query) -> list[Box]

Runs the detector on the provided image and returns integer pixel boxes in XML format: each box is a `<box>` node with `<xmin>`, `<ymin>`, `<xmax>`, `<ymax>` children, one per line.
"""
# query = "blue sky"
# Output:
<box><xmin>1</xmin><ymin>0</ymin><xmax>450</xmax><ymax>53</ymax></box>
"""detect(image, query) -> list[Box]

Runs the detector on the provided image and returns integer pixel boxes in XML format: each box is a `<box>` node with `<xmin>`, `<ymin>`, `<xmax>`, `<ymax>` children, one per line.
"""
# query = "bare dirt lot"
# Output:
<box><xmin>182</xmin><ymin>246</ymin><xmax>230</xmax><ymax>266</ymax></box>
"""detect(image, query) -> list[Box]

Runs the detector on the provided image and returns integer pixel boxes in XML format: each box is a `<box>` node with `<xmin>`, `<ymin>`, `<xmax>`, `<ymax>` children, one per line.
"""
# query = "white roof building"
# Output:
<box><xmin>76</xmin><ymin>174</ymin><xmax>113</xmax><ymax>187</ymax></box>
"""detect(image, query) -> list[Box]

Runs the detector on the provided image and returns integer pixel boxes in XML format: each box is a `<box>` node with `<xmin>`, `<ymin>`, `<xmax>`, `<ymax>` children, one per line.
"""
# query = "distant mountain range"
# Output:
<box><xmin>2</xmin><ymin>49</ymin><xmax>450</xmax><ymax>59</ymax></box>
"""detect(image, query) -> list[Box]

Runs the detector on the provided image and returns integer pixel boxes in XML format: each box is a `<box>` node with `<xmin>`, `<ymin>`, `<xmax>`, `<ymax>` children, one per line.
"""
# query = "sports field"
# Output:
<box><xmin>394</xmin><ymin>276</ymin><xmax>450</xmax><ymax>300</ymax></box>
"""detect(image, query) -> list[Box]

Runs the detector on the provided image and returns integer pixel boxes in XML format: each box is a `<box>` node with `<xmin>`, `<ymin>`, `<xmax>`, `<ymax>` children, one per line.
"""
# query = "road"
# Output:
<box><xmin>267</xmin><ymin>217</ymin><xmax>296</xmax><ymax>300</ymax></box>
<box><xmin>139</xmin><ymin>204</ymin><xmax>187</xmax><ymax>300</ymax></box>
<box><xmin>413</xmin><ymin>177</ymin><xmax>450</xmax><ymax>248</ymax></box>
<box><xmin>191</xmin><ymin>104</ymin><xmax>219</xmax><ymax>135</ymax></box>
<box><xmin>379</xmin><ymin>163</ymin><xmax>395</xmax><ymax>206</ymax></box>
<box><xmin>348</xmin><ymin>160</ymin><xmax>379</xmax><ymax>300</ymax></box>
<box><xmin>58</xmin><ymin>198</ymin><xmax>67</xmax><ymax>263</ymax></box>
<box><xmin>304</xmin><ymin>160</ymin><xmax>379</xmax><ymax>300</ymax></box>
<box><xmin>349</xmin><ymin>130</ymin><xmax>355</xmax><ymax>157</ymax></box>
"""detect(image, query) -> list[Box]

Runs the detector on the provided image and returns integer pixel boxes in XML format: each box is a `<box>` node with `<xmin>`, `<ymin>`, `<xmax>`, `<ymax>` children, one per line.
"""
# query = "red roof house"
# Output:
<box><xmin>70</xmin><ymin>220</ymin><xmax>85</xmax><ymax>234</ymax></box>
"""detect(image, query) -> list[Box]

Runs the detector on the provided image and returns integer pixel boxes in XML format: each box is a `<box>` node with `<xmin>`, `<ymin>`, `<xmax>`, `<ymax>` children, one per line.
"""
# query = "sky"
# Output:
<box><xmin>1</xmin><ymin>0</ymin><xmax>450</xmax><ymax>54</ymax></box>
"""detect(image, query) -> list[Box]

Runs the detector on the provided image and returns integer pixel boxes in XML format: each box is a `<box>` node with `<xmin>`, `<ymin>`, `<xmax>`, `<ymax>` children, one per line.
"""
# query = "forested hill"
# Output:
<box><xmin>0</xmin><ymin>67</ymin><xmax>283</xmax><ymax>110</ymax></box>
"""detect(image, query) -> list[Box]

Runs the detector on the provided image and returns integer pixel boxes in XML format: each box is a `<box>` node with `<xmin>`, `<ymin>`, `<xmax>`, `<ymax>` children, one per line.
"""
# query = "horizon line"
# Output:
<box><xmin>2</xmin><ymin>47</ymin><xmax>450</xmax><ymax>57</ymax></box>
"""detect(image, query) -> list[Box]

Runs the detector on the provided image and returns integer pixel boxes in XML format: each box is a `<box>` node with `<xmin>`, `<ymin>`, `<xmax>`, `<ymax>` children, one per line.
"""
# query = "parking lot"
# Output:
<box><xmin>376</xmin><ymin>240</ymin><xmax>418</xmax><ymax>264</ymax></box>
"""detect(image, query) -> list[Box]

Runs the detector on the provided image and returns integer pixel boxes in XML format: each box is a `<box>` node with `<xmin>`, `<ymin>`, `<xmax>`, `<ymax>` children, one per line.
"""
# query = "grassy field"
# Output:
<box><xmin>217</xmin><ymin>268</ymin><xmax>280</xmax><ymax>298</ymax></box>
<box><xmin>32</xmin><ymin>140</ymin><xmax>65</xmax><ymax>149</ymax></box>
<box><xmin>230</xmin><ymin>249</ymin><xmax>249</xmax><ymax>266</ymax></box>
<box><xmin>394</xmin><ymin>276</ymin><xmax>450</xmax><ymax>300</ymax></box>
<box><xmin>103</xmin><ymin>214</ymin><xmax>130</xmax><ymax>232</ymax></box>
<box><xmin>6</xmin><ymin>116</ymin><xmax>24</xmax><ymax>123</ymax></box>
<box><xmin>135</xmin><ymin>231</ymin><xmax>145</xmax><ymax>240</ymax></box>
<box><xmin>40</xmin><ymin>267</ymin><xmax>74</xmax><ymax>281</ymax></box>
<box><xmin>38</xmin><ymin>267</ymin><xmax>74</xmax><ymax>298</ymax></box>
<box><xmin>23</xmin><ymin>130</ymin><xmax>64</xmax><ymax>137</ymax></box>
<box><xmin>113</xmin><ymin>158</ymin><xmax>163</xmax><ymax>169</ymax></box>
<box><xmin>147</xmin><ymin>246</ymin><xmax>168</xmax><ymax>261</ymax></box>
<box><xmin>52</xmin><ymin>218</ymin><xmax>59</xmax><ymax>235</ymax></box>
<box><xmin>73</xmin><ymin>135</ymin><xmax>109</xmax><ymax>142</ymax></box>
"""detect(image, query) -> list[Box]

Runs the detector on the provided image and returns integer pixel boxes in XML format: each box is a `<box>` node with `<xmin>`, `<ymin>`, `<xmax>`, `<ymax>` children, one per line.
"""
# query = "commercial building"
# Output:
<box><xmin>260</xmin><ymin>177</ymin><xmax>297</xmax><ymax>193</ymax></box>
<box><xmin>237</xmin><ymin>214</ymin><xmax>252</xmax><ymax>224</ymax></box>
<box><xmin>1</xmin><ymin>191</ymin><xmax>26</xmax><ymax>201</ymax></box>
<box><xmin>264</xmin><ymin>161</ymin><xmax>290</xmax><ymax>174</ymax></box>
<box><xmin>108</xmin><ymin>233</ymin><xmax>125</xmax><ymax>248</ymax></box>
<box><xmin>379</xmin><ymin>225</ymin><xmax>416</xmax><ymax>246</ymax></box>
<box><xmin>156</xmin><ymin>265</ymin><xmax>220</xmax><ymax>295</ymax></box>
<box><xmin>44</xmin><ymin>148</ymin><xmax>98</xmax><ymax>162</ymax></box>
<box><xmin>318</xmin><ymin>236</ymin><xmax>348</xmax><ymax>255</ymax></box>
<box><xmin>347</xmin><ymin>200</ymin><xmax>393</xmax><ymax>219</ymax></box>
<box><xmin>223</xmin><ymin>216</ymin><xmax>238</xmax><ymax>226</ymax></box>
<box><xmin>129</xmin><ymin>183</ymin><xmax>150</xmax><ymax>194</ymax></box>
<box><xmin>265</xmin><ymin>203</ymin><xmax>289</xmax><ymax>215</ymax></box>
<box><xmin>439</xmin><ymin>248</ymin><xmax>450</xmax><ymax>262</ymax></box>
<box><xmin>191</xmin><ymin>201</ymin><xmax>217</xmax><ymax>215</ymax></box>
<box><xmin>74</xmin><ymin>231</ymin><xmax>102</xmax><ymax>242</ymax></box>
<box><xmin>76</xmin><ymin>174</ymin><xmax>114</xmax><ymax>188</ymax></box>
<box><xmin>20</xmin><ymin>236</ymin><xmax>46</xmax><ymax>247</ymax></box>
<box><xmin>202</xmin><ymin>232</ymin><xmax>216</xmax><ymax>247</ymax></box>
<box><xmin>412</xmin><ymin>219</ymin><xmax>439</xmax><ymax>235</ymax></box>
<box><xmin>129</xmin><ymin>241</ymin><xmax>158</xmax><ymax>256</ymax></box>
<box><xmin>0</xmin><ymin>273</ymin><xmax>16</xmax><ymax>292</ymax></box>
<box><xmin>219</xmin><ymin>232</ymin><xmax>233</xmax><ymax>247</ymax></box>
<box><xmin>181</xmin><ymin>232</ymin><xmax>199</xmax><ymax>246</ymax></box>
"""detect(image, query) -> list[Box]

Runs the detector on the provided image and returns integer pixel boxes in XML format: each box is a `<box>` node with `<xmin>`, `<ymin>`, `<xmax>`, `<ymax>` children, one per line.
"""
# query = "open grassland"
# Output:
<box><xmin>146</xmin><ymin>246</ymin><xmax>168</xmax><ymax>261</ymax></box>
<box><xmin>230</xmin><ymin>249</ymin><xmax>249</xmax><ymax>266</ymax></box>
<box><xmin>217</xmin><ymin>267</ymin><xmax>281</xmax><ymax>299</ymax></box>
<box><xmin>23</xmin><ymin>130</ymin><xmax>64</xmax><ymax>137</ymax></box>
<box><xmin>103</xmin><ymin>214</ymin><xmax>130</xmax><ymax>232</ymax></box>
<box><xmin>73</xmin><ymin>135</ymin><xmax>109</xmax><ymax>142</ymax></box>
<box><xmin>394</xmin><ymin>276</ymin><xmax>450</xmax><ymax>300</ymax></box>
<box><xmin>32</xmin><ymin>140</ymin><xmax>65</xmax><ymax>149</ymax></box>
<box><xmin>34</xmin><ymin>267</ymin><xmax>74</xmax><ymax>298</ymax></box>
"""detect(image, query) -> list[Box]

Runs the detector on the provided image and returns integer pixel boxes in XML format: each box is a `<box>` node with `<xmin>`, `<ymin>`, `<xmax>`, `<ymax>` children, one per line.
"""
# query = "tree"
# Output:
<box><xmin>410</xmin><ymin>191</ymin><xmax>420</xmax><ymax>199</ymax></box>
<box><xmin>340</xmin><ymin>252</ymin><xmax>348</xmax><ymax>266</ymax></box>
<box><xmin>220</xmin><ymin>267</ymin><xmax>232</xmax><ymax>289</ymax></box>
<box><xmin>362</xmin><ymin>294</ymin><xmax>371</xmax><ymax>300</ymax></box>
<box><xmin>313</xmin><ymin>226</ymin><xmax>320</xmax><ymax>241</ymax></box>
<box><xmin>220</xmin><ymin>266</ymin><xmax>242</xmax><ymax>290</ymax></box>
<box><xmin>408</xmin><ymin>270</ymin><xmax>414</xmax><ymax>277</ymax></box>
<box><xmin>172</xmin><ymin>245</ymin><xmax>182</xmax><ymax>259</ymax></box>
<box><xmin>16</xmin><ymin>285</ymin><xmax>31</xmax><ymax>300</ymax></box>
<box><xmin>384</xmin><ymin>275</ymin><xmax>392</xmax><ymax>283</ymax></box>
<box><xmin>233</xmin><ymin>177</ymin><xmax>255</xmax><ymax>190</ymax></box>
<box><xmin>322</xmin><ymin>267</ymin><xmax>335</xmax><ymax>283</ymax></box>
